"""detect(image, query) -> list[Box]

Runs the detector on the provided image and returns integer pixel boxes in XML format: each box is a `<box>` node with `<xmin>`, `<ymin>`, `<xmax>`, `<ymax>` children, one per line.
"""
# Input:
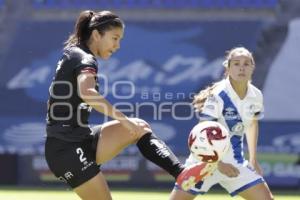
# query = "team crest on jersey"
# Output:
<box><xmin>248</xmin><ymin>104</ymin><xmax>261</xmax><ymax>115</ymax></box>
<box><xmin>231</xmin><ymin>122</ymin><xmax>244</xmax><ymax>135</ymax></box>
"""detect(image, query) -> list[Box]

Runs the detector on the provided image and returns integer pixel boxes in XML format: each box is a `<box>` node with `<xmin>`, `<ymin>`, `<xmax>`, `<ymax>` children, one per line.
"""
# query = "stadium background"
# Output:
<box><xmin>0</xmin><ymin>0</ymin><xmax>299</xmax><ymax>193</ymax></box>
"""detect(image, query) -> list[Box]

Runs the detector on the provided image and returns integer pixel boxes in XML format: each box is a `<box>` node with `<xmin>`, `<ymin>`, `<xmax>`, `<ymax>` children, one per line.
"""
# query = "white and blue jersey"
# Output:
<box><xmin>177</xmin><ymin>78</ymin><xmax>265</xmax><ymax>196</ymax></box>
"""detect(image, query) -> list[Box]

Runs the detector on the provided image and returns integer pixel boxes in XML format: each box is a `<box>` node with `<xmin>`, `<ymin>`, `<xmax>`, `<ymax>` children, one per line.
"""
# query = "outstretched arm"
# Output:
<box><xmin>246</xmin><ymin>118</ymin><xmax>263</xmax><ymax>175</ymax></box>
<box><xmin>77</xmin><ymin>71</ymin><xmax>144</xmax><ymax>136</ymax></box>
<box><xmin>77</xmin><ymin>72</ymin><xmax>127</xmax><ymax>121</ymax></box>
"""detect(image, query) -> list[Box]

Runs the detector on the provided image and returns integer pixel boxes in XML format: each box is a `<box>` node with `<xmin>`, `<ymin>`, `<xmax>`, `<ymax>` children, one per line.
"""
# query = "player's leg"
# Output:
<box><xmin>238</xmin><ymin>182</ymin><xmax>274</xmax><ymax>200</ymax></box>
<box><xmin>219</xmin><ymin>163</ymin><xmax>273</xmax><ymax>200</ymax></box>
<box><xmin>169</xmin><ymin>189</ymin><xmax>196</xmax><ymax>200</ymax></box>
<box><xmin>74</xmin><ymin>172</ymin><xmax>112</xmax><ymax>200</ymax></box>
<box><xmin>45</xmin><ymin>137</ymin><xmax>110</xmax><ymax>200</ymax></box>
<box><xmin>95</xmin><ymin>118</ymin><xmax>207</xmax><ymax>188</ymax></box>
<box><xmin>95</xmin><ymin>118</ymin><xmax>151</xmax><ymax>164</ymax></box>
<box><xmin>96</xmin><ymin>118</ymin><xmax>184</xmax><ymax>177</ymax></box>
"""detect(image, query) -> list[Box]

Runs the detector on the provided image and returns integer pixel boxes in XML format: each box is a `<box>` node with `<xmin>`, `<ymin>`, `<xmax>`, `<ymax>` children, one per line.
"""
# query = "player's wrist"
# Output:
<box><xmin>111</xmin><ymin>108</ymin><xmax>127</xmax><ymax>122</ymax></box>
<box><xmin>249</xmin><ymin>158</ymin><xmax>258</xmax><ymax>165</ymax></box>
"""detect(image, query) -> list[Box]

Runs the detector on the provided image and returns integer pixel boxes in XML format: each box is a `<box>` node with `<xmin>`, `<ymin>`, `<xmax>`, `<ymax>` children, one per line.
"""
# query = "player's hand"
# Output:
<box><xmin>218</xmin><ymin>161</ymin><xmax>240</xmax><ymax>177</ymax></box>
<box><xmin>250</xmin><ymin>160</ymin><xmax>263</xmax><ymax>176</ymax></box>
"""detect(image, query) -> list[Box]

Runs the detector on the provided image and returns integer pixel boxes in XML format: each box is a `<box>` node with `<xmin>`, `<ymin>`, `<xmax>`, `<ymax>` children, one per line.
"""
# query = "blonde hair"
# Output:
<box><xmin>222</xmin><ymin>47</ymin><xmax>255</xmax><ymax>68</ymax></box>
<box><xmin>192</xmin><ymin>83</ymin><xmax>220</xmax><ymax>112</ymax></box>
<box><xmin>193</xmin><ymin>46</ymin><xmax>254</xmax><ymax>112</ymax></box>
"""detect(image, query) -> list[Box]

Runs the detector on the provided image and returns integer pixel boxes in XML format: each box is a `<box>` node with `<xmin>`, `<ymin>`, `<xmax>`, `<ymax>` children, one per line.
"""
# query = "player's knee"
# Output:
<box><xmin>253</xmin><ymin>188</ymin><xmax>274</xmax><ymax>200</ymax></box>
<box><xmin>130</xmin><ymin>118</ymin><xmax>152</xmax><ymax>139</ymax></box>
<box><xmin>267</xmin><ymin>192</ymin><xmax>274</xmax><ymax>200</ymax></box>
<box><xmin>262</xmin><ymin>195</ymin><xmax>274</xmax><ymax>200</ymax></box>
<box><xmin>263</xmin><ymin>185</ymin><xmax>274</xmax><ymax>200</ymax></box>
<box><xmin>131</xmin><ymin>118</ymin><xmax>152</xmax><ymax>129</ymax></box>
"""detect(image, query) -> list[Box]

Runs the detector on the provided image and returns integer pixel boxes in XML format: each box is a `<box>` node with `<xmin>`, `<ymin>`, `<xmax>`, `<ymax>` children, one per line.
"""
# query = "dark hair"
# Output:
<box><xmin>64</xmin><ymin>10</ymin><xmax>124</xmax><ymax>47</ymax></box>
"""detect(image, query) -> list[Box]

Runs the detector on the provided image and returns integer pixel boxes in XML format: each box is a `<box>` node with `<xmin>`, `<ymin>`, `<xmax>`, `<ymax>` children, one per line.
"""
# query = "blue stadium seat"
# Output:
<box><xmin>31</xmin><ymin>0</ymin><xmax>278</xmax><ymax>9</ymax></box>
<box><xmin>0</xmin><ymin>0</ymin><xmax>4</xmax><ymax>8</ymax></box>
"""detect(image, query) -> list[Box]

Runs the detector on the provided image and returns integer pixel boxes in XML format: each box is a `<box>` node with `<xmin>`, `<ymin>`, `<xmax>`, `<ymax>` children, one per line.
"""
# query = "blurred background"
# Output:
<box><xmin>0</xmin><ymin>0</ymin><xmax>299</xmax><ymax>192</ymax></box>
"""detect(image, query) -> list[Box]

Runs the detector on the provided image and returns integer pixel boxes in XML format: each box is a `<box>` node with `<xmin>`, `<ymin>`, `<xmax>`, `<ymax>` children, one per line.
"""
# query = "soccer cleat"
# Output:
<box><xmin>176</xmin><ymin>162</ymin><xmax>216</xmax><ymax>191</ymax></box>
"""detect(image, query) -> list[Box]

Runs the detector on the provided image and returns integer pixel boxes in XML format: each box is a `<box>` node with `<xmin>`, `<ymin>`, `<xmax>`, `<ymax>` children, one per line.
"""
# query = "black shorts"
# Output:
<box><xmin>45</xmin><ymin>125</ymin><xmax>102</xmax><ymax>188</ymax></box>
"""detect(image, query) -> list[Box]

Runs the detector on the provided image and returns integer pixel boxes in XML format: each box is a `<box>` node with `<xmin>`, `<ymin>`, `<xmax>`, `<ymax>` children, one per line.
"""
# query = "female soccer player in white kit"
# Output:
<box><xmin>170</xmin><ymin>47</ymin><xmax>274</xmax><ymax>200</ymax></box>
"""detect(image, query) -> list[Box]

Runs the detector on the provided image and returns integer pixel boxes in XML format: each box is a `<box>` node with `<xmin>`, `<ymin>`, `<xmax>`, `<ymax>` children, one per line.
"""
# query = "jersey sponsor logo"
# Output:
<box><xmin>224</xmin><ymin>107</ymin><xmax>239</xmax><ymax>120</ymax></box>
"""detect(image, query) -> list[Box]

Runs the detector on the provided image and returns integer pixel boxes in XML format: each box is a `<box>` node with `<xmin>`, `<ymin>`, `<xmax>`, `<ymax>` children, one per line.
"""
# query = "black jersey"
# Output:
<box><xmin>46</xmin><ymin>44</ymin><xmax>99</xmax><ymax>142</ymax></box>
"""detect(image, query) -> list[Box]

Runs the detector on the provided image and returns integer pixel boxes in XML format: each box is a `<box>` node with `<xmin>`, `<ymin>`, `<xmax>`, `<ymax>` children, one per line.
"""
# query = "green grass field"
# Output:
<box><xmin>0</xmin><ymin>188</ymin><xmax>299</xmax><ymax>200</ymax></box>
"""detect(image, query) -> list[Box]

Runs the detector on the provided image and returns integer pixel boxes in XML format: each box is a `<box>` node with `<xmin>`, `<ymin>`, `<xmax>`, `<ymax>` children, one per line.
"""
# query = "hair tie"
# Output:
<box><xmin>89</xmin><ymin>17</ymin><xmax>119</xmax><ymax>29</ymax></box>
<box><xmin>222</xmin><ymin>60</ymin><xmax>228</xmax><ymax>68</ymax></box>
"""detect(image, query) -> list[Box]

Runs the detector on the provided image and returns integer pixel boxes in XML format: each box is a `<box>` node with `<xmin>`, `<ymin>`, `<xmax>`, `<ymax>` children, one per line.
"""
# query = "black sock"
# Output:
<box><xmin>136</xmin><ymin>132</ymin><xmax>184</xmax><ymax>179</ymax></box>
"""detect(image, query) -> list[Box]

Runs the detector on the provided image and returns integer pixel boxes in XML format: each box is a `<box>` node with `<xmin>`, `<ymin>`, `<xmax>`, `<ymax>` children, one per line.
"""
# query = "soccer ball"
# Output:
<box><xmin>188</xmin><ymin>121</ymin><xmax>230</xmax><ymax>163</ymax></box>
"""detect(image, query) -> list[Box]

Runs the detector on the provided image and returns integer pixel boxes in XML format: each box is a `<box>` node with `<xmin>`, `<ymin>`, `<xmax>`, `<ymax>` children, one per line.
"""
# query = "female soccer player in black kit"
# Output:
<box><xmin>45</xmin><ymin>10</ymin><xmax>208</xmax><ymax>200</ymax></box>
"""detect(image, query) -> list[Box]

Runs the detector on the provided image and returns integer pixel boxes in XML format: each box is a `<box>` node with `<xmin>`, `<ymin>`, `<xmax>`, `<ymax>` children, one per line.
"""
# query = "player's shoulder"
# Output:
<box><xmin>248</xmin><ymin>82</ymin><xmax>263</xmax><ymax>99</ymax></box>
<box><xmin>210</xmin><ymin>80</ymin><xmax>227</xmax><ymax>96</ymax></box>
<box><xmin>65</xmin><ymin>45</ymin><xmax>96</xmax><ymax>65</ymax></box>
<box><xmin>204</xmin><ymin>81</ymin><xmax>226</xmax><ymax>105</ymax></box>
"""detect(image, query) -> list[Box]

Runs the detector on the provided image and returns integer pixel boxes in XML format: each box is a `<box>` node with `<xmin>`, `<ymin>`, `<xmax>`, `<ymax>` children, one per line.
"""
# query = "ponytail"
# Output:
<box><xmin>64</xmin><ymin>10</ymin><xmax>93</xmax><ymax>47</ymax></box>
<box><xmin>64</xmin><ymin>10</ymin><xmax>124</xmax><ymax>48</ymax></box>
<box><xmin>192</xmin><ymin>82</ymin><xmax>220</xmax><ymax>113</ymax></box>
